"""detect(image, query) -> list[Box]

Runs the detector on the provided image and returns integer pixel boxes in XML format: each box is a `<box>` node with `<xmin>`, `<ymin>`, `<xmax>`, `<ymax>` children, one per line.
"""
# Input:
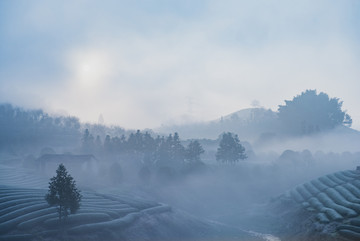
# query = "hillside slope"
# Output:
<box><xmin>157</xmin><ymin>108</ymin><xmax>278</xmax><ymax>140</ymax></box>
<box><xmin>0</xmin><ymin>165</ymin><xmax>262</xmax><ymax>241</ymax></box>
<box><xmin>271</xmin><ymin>169</ymin><xmax>360</xmax><ymax>240</ymax></box>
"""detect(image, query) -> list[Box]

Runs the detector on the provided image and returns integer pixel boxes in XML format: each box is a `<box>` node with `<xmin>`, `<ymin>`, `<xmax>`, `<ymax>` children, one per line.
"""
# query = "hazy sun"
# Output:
<box><xmin>69</xmin><ymin>49</ymin><xmax>113</xmax><ymax>89</ymax></box>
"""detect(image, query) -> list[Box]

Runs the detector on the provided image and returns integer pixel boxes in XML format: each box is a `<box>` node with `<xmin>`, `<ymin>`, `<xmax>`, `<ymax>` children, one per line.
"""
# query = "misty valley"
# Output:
<box><xmin>1</xmin><ymin>90</ymin><xmax>360</xmax><ymax>241</ymax></box>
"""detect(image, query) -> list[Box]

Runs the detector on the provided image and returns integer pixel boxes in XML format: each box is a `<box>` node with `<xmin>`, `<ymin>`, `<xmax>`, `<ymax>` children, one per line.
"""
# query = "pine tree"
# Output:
<box><xmin>45</xmin><ymin>164</ymin><xmax>82</xmax><ymax>221</ymax></box>
<box><xmin>82</xmin><ymin>129</ymin><xmax>94</xmax><ymax>152</ymax></box>
<box><xmin>185</xmin><ymin>140</ymin><xmax>204</xmax><ymax>163</ymax></box>
<box><xmin>184</xmin><ymin>140</ymin><xmax>205</xmax><ymax>173</ymax></box>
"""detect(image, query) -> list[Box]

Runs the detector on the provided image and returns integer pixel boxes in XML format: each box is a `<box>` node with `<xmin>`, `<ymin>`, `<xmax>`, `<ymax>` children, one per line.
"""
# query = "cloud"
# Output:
<box><xmin>0</xmin><ymin>0</ymin><xmax>359</xmax><ymax>129</ymax></box>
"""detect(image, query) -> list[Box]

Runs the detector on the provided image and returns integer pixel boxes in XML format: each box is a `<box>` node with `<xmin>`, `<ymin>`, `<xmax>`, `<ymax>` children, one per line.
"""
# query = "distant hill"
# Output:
<box><xmin>156</xmin><ymin>108</ymin><xmax>280</xmax><ymax>140</ymax></box>
<box><xmin>157</xmin><ymin>107</ymin><xmax>360</xmax><ymax>154</ymax></box>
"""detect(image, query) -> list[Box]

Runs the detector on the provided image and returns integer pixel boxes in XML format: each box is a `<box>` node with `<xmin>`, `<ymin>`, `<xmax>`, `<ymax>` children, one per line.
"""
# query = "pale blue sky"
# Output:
<box><xmin>0</xmin><ymin>0</ymin><xmax>359</xmax><ymax>129</ymax></box>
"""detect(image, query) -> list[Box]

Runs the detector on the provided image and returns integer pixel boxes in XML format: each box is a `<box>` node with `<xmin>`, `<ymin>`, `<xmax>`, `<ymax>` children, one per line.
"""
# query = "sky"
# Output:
<box><xmin>0</xmin><ymin>0</ymin><xmax>359</xmax><ymax>130</ymax></box>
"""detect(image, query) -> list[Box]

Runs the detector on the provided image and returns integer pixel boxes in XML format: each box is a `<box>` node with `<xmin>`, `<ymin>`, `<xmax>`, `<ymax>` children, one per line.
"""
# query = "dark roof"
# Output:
<box><xmin>37</xmin><ymin>154</ymin><xmax>96</xmax><ymax>163</ymax></box>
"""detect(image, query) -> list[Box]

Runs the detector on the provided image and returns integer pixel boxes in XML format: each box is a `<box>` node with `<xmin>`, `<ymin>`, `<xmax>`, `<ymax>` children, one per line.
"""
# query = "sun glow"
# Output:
<box><xmin>69</xmin><ymin>49</ymin><xmax>113</xmax><ymax>89</ymax></box>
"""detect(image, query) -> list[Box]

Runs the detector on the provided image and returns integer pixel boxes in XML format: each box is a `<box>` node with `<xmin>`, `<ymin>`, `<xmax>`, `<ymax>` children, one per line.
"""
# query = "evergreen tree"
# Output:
<box><xmin>45</xmin><ymin>164</ymin><xmax>81</xmax><ymax>221</ymax></box>
<box><xmin>104</xmin><ymin>134</ymin><xmax>111</xmax><ymax>152</ymax></box>
<box><xmin>154</xmin><ymin>133</ymin><xmax>185</xmax><ymax>170</ymax></box>
<box><xmin>81</xmin><ymin>129</ymin><xmax>94</xmax><ymax>152</ymax></box>
<box><xmin>184</xmin><ymin>140</ymin><xmax>205</xmax><ymax>173</ymax></box>
<box><xmin>127</xmin><ymin>133</ymin><xmax>137</xmax><ymax>153</ymax></box>
<box><xmin>171</xmin><ymin>132</ymin><xmax>185</xmax><ymax>162</ymax></box>
<box><xmin>134</xmin><ymin>130</ymin><xmax>144</xmax><ymax>153</ymax></box>
<box><xmin>142</xmin><ymin>132</ymin><xmax>156</xmax><ymax>164</ymax></box>
<box><xmin>216</xmin><ymin>132</ymin><xmax>247</xmax><ymax>164</ymax></box>
<box><xmin>185</xmin><ymin>140</ymin><xmax>204</xmax><ymax>163</ymax></box>
<box><xmin>155</xmin><ymin>136</ymin><xmax>171</xmax><ymax>167</ymax></box>
<box><xmin>143</xmin><ymin>132</ymin><xmax>156</xmax><ymax>153</ymax></box>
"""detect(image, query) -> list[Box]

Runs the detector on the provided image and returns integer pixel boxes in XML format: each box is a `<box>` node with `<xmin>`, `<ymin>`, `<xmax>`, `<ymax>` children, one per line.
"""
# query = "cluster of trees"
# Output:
<box><xmin>82</xmin><ymin>129</ymin><xmax>206</xmax><ymax>173</ymax></box>
<box><xmin>82</xmin><ymin>129</ymin><xmax>248</xmax><ymax>180</ymax></box>
<box><xmin>278</xmin><ymin>90</ymin><xmax>352</xmax><ymax>135</ymax></box>
<box><xmin>160</xmin><ymin>90</ymin><xmax>354</xmax><ymax>140</ymax></box>
<box><xmin>83</xmin><ymin>129</ymin><xmax>248</xmax><ymax>165</ymax></box>
<box><xmin>0</xmin><ymin>103</ymin><xmax>81</xmax><ymax>149</ymax></box>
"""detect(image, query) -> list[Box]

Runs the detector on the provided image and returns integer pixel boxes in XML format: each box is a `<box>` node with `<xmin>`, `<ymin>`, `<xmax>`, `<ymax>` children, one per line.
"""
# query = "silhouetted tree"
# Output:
<box><xmin>185</xmin><ymin>140</ymin><xmax>204</xmax><ymax>163</ymax></box>
<box><xmin>155</xmin><ymin>136</ymin><xmax>172</xmax><ymax>167</ymax></box>
<box><xmin>81</xmin><ymin>129</ymin><xmax>94</xmax><ymax>152</ymax></box>
<box><xmin>154</xmin><ymin>132</ymin><xmax>186</xmax><ymax>177</ymax></box>
<box><xmin>143</xmin><ymin>132</ymin><xmax>156</xmax><ymax>153</ymax></box>
<box><xmin>45</xmin><ymin>164</ymin><xmax>81</xmax><ymax>221</ymax></box>
<box><xmin>104</xmin><ymin>134</ymin><xmax>112</xmax><ymax>153</ymax></box>
<box><xmin>171</xmin><ymin>132</ymin><xmax>185</xmax><ymax>162</ymax></box>
<box><xmin>126</xmin><ymin>130</ymin><xmax>143</xmax><ymax>154</ymax></box>
<box><xmin>142</xmin><ymin>132</ymin><xmax>156</xmax><ymax>164</ymax></box>
<box><xmin>184</xmin><ymin>140</ymin><xmax>205</xmax><ymax>173</ymax></box>
<box><xmin>216</xmin><ymin>132</ymin><xmax>247</xmax><ymax>164</ymax></box>
<box><xmin>278</xmin><ymin>90</ymin><xmax>352</xmax><ymax>135</ymax></box>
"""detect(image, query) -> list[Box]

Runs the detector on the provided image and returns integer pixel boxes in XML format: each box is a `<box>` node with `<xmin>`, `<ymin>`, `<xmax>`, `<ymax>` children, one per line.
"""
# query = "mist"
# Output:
<box><xmin>1</xmin><ymin>0</ymin><xmax>360</xmax><ymax>130</ymax></box>
<box><xmin>1</xmin><ymin>89</ymin><xmax>360</xmax><ymax>240</ymax></box>
<box><xmin>1</xmin><ymin>1</ymin><xmax>360</xmax><ymax>240</ymax></box>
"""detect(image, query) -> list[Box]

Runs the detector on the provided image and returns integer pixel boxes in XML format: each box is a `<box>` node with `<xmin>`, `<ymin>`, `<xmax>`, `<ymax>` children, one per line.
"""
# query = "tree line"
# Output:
<box><xmin>0</xmin><ymin>103</ymin><xmax>81</xmax><ymax>149</ymax></box>
<box><xmin>82</xmin><ymin>130</ymin><xmax>206</xmax><ymax>168</ymax></box>
<box><xmin>82</xmin><ymin>129</ymin><xmax>247</xmax><ymax>172</ymax></box>
<box><xmin>0</xmin><ymin>90</ymin><xmax>353</xmax><ymax>152</ymax></box>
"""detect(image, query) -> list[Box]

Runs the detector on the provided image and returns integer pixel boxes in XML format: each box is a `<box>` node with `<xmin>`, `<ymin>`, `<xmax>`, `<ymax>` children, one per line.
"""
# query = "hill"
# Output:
<box><xmin>157</xmin><ymin>108</ymin><xmax>360</xmax><ymax>153</ymax></box>
<box><xmin>157</xmin><ymin>107</ymin><xmax>279</xmax><ymax>140</ymax></box>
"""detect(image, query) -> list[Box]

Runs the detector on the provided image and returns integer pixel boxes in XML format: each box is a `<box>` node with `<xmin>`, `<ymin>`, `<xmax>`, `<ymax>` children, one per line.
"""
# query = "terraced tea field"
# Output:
<box><xmin>4</xmin><ymin>162</ymin><xmax>360</xmax><ymax>240</ymax></box>
<box><xmin>0</xmin><ymin>164</ymin><xmax>172</xmax><ymax>240</ymax></box>
<box><xmin>285</xmin><ymin>169</ymin><xmax>360</xmax><ymax>240</ymax></box>
<box><xmin>0</xmin><ymin>164</ymin><xmax>48</xmax><ymax>189</ymax></box>
<box><xmin>0</xmin><ymin>164</ymin><xmax>263</xmax><ymax>241</ymax></box>
<box><xmin>0</xmin><ymin>185</ymin><xmax>171</xmax><ymax>240</ymax></box>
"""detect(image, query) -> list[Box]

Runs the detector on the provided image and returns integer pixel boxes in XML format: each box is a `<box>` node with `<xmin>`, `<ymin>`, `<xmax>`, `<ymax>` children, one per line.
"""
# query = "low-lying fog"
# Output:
<box><xmin>5</xmin><ymin>127</ymin><xmax>359</xmax><ymax>235</ymax></box>
<box><xmin>1</xmin><ymin>93</ymin><xmax>360</xmax><ymax>240</ymax></box>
